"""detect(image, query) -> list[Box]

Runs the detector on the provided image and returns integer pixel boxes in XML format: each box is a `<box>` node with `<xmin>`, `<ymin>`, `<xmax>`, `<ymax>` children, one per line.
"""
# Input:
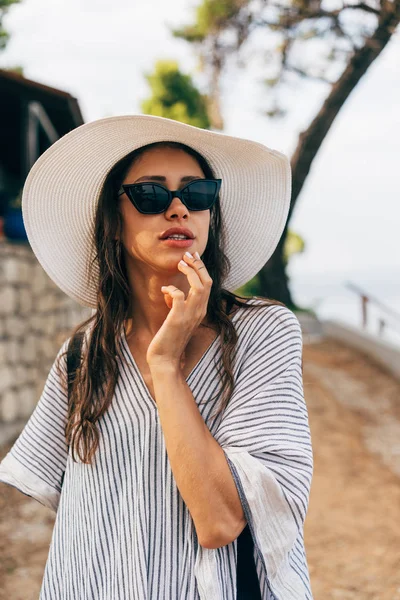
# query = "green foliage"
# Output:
<box><xmin>0</xmin><ymin>28</ymin><xmax>9</xmax><ymax>50</ymax></box>
<box><xmin>0</xmin><ymin>0</ymin><xmax>21</xmax><ymax>6</ymax></box>
<box><xmin>173</xmin><ymin>24</ymin><xmax>206</xmax><ymax>43</ymax></box>
<box><xmin>141</xmin><ymin>60</ymin><xmax>211</xmax><ymax>129</ymax></box>
<box><xmin>234</xmin><ymin>229</ymin><xmax>305</xmax><ymax>296</ymax></box>
<box><xmin>263</xmin><ymin>77</ymin><xmax>280</xmax><ymax>88</ymax></box>
<box><xmin>173</xmin><ymin>0</ymin><xmax>245</xmax><ymax>41</ymax></box>
<box><xmin>234</xmin><ymin>274</ymin><xmax>261</xmax><ymax>298</ymax></box>
<box><xmin>0</xmin><ymin>0</ymin><xmax>21</xmax><ymax>51</ymax></box>
<box><xmin>197</xmin><ymin>0</ymin><xmax>243</xmax><ymax>31</ymax></box>
<box><xmin>264</xmin><ymin>107</ymin><xmax>287</xmax><ymax>119</ymax></box>
<box><xmin>9</xmin><ymin>188</ymin><xmax>22</xmax><ymax>209</ymax></box>
<box><xmin>3</xmin><ymin>64</ymin><xmax>24</xmax><ymax>75</ymax></box>
<box><xmin>283</xmin><ymin>229</ymin><xmax>305</xmax><ymax>264</ymax></box>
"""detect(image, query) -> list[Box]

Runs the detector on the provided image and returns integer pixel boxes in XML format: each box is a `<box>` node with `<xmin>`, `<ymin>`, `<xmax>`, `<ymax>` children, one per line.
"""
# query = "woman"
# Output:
<box><xmin>0</xmin><ymin>115</ymin><xmax>314</xmax><ymax>599</ymax></box>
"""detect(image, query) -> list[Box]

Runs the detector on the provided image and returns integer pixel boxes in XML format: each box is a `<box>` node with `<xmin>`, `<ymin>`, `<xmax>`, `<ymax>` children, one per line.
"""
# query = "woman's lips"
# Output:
<box><xmin>160</xmin><ymin>238</ymin><xmax>194</xmax><ymax>248</ymax></box>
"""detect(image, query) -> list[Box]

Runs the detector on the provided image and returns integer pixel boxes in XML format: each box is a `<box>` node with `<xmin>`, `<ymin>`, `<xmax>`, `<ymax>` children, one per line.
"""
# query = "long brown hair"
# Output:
<box><xmin>57</xmin><ymin>141</ymin><xmax>287</xmax><ymax>464</ymax></box>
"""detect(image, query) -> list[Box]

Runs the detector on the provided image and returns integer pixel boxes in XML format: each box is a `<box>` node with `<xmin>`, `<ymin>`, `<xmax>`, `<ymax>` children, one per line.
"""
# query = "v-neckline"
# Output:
<box><xmin>120</xmin><ymin>323</ymin><xmax>220</xmax><ymax>402</ymax></box>
<box><xmin>119</xmin><ymin>301</ymin><xmax>247</xmax><ymax>404</ymax></box>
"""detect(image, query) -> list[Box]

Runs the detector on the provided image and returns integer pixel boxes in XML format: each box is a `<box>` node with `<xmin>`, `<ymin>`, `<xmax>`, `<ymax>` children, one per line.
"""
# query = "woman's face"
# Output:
<box><xmin>117</xmin><ymin>146</ymin><xmax>211</xmax><ymax>276</ymax></box>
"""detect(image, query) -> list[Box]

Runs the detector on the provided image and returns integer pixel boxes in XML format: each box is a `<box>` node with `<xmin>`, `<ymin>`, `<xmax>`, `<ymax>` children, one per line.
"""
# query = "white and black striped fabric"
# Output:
<box><xmin>0</xmin><ymin>300</ymin><xmax>314</xmax><ymax>599</ymax></box>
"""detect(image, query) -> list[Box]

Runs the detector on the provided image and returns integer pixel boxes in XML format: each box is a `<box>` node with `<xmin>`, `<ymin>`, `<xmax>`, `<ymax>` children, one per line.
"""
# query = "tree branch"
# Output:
<box><xmin>259</xmin><ymin>2</ymin><xmax>380</xmax><ymax>25</ymax></box>
<box><xmin>288</xmin><ymin>2</ymin><xmax>400</xmax><ymax>221</ymax></box>
<box><xmin>285</xmin><ymin>64</ymin><xmax>334</xmax><ymax>84</ymax></box>
<box><xmin>343</xmin><ymin>3</ymin><xmax>381</xmax><ymax>16</ymax></box>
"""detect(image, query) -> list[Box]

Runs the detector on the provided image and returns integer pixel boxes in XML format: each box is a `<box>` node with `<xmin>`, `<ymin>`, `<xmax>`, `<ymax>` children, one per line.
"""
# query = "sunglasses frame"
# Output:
<box><xmin>117</xmin><ymin>178</ymin><xmax>222</xmax><ymax>214</ymax></box>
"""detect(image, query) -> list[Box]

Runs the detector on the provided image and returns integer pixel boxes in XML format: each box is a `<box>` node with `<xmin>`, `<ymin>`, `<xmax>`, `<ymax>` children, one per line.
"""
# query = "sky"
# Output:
<box><xmin>1</xmin><ymin>0</ymin><xmax>399</xmax><ymax>318</ymax></box>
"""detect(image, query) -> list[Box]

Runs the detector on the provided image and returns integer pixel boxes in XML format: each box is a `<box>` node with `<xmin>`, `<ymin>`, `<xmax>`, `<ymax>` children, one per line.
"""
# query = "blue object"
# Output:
<box><xmin>4</xmin><ymin>208</ymin><xmax>28</xmax><ymax>241</ymax></box>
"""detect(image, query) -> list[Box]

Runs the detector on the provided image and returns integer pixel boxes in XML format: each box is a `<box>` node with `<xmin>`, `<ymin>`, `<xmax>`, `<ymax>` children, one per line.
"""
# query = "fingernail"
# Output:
<box><xmin>194</xmin><ymin>251</ymin><xmax>200</xmax><ymax>259</ymax></box>
<box><xmin>179</xmin><ymin>260</ymin><xmax>186</xmax><ymax>266</ymax></box>
<box><xmin>185</xmin><ymin>251</ymin><xmax>193</xmax><ymax>258</ymax></box>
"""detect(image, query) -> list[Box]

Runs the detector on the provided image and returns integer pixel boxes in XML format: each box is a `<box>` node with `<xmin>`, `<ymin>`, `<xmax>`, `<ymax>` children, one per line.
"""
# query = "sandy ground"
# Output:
<box><xmin>0</xmin><ymin>336</ymin><xmax>399</xmax><ymax>599</ymax></box>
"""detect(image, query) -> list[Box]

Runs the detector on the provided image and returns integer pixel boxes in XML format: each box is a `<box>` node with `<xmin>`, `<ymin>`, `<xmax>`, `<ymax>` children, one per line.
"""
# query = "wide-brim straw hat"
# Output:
<box><xmin>21</xmin><ymin>114</ymin><xmax>291</xmax><ymax>308</ymax></box>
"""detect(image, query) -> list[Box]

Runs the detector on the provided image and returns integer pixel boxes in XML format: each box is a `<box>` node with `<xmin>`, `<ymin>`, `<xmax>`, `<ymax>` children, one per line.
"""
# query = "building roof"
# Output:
<box><xmin>0</xmin><ymin>68</ymin><xmax>84</xmax><ymax>130</ymax></box>
<box><xmin>0</xmin><ymin>69</ymin><xmax>85</xmax><ymax>187</ymax></box>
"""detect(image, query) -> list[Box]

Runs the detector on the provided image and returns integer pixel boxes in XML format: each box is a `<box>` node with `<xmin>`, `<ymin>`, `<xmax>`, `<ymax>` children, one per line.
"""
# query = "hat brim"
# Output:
<box><xmin>22</xmin><ymin>114</ymin><xmax>291</xmax><ymax>308</ymax></box>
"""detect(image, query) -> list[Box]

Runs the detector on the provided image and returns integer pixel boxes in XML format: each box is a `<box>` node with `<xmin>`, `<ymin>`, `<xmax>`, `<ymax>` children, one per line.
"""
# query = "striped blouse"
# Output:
<box><xmin>0</xmin><ymin>299</ymin><xmax>314</xmax><ymax>599</ymax></box>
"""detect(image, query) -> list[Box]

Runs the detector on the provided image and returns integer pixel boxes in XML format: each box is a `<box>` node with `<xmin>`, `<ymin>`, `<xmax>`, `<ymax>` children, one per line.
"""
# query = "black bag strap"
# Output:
<box><xmin>66</xmin><ymin>331</ymin><xmax>85</xmax><ymax>401</ymax></box>
<box><xmin>236</xmin><ymin>524</ymin><xmax>262</xmax><ymax>599</ymax></box>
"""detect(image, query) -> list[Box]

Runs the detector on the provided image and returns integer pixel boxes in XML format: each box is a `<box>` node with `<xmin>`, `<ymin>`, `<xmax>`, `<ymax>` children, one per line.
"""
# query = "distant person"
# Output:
<box><xmin>0</xmin><ymin>115</ymin><xmax>314</xmax><ymax>599</ymax></box>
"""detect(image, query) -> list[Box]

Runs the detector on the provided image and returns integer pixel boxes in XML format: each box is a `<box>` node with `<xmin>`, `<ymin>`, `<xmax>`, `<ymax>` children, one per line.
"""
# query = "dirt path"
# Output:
<box><xmin>0</xmin><ymin>337</ymin><xmax>399</xmax><ymax>599</ymax></box>
<box><xmin>303</xmin><ymin>338</ymin><xmax>400</xmax><ymax>599</ymax></box>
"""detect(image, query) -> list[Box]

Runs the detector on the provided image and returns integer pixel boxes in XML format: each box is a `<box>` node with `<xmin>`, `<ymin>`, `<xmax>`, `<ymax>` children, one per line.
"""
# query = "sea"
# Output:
<box><xmin>288</xmin><ymin>266</ymin><xmax>400</xmax><ymax>349</ymax></box>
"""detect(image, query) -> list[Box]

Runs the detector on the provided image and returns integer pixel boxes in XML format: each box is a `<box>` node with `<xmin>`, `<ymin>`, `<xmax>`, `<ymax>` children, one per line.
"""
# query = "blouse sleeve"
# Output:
<box><xmin>194</xmin><ymin>306</ymin><xmax>314</xmax><ymax>600</ymax></box>
<box><xmin>0</xmin><ymin>337</ymin><xmax>71</xmax><ymax>513</ymax></box>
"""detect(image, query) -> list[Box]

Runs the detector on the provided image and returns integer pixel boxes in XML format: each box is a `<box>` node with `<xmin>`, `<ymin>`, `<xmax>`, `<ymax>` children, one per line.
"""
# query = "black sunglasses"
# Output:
<box><xmin>117</xmin><ymin>178</ymin><xmax>222</xmax><ymax>214</ymax></box>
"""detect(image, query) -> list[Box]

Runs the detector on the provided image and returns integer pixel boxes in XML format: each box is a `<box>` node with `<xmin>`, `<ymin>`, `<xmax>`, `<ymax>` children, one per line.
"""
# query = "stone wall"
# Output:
<box><xmin>0</xmin><ymin>239</ymin><xmax>92</xmax><ymax>425</ymax></box>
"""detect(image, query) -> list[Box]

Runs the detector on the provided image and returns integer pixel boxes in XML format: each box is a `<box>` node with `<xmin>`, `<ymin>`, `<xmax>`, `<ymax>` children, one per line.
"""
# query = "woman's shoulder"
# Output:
<box><xmin>232</xmin><ymin>297</ymin><xmax>301</xmax><ymax>334</ymax></box>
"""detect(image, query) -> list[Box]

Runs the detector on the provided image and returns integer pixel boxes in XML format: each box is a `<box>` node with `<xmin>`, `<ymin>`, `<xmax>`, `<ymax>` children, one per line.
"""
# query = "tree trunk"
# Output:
<box><xmin>258</xmin><ymin>228</ymin><xmax>293</xmax><ymax>304</ymax></box>
<box><xmin>259</xmin><ymin>4</ymin><xmax>400</xmax><ymax>307</ymax></box>
<box><xmin>206</xmin><ymin>46</ymin><xmax>225</xmax><ymax>130</ymax></box>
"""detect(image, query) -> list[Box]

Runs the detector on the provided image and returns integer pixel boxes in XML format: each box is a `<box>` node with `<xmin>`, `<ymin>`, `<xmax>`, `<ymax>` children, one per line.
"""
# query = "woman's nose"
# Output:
<box><xmin>166</xmin><ymin>195</ymin><xmax>189</xmax><ymax>218</ymax></box>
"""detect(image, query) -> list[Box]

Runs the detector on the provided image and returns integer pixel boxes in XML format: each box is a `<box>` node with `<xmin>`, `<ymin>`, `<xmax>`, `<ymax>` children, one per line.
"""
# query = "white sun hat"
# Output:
<box><xmin>21</xmin><ymin>114</ymin><xmax>291</xmax><ymax>309</ymax></box>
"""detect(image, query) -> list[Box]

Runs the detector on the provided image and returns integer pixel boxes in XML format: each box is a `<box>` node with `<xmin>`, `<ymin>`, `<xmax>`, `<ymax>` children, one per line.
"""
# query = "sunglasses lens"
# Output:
<box><xmin>124</xmin><ymin>180</ymin><xmax>219</xmax><ymax>213</ymax></box>
<box><xmin>181</xmin><ymin>180</ymin><xmax>218</xmax><ymax>210</ymax></box>
<box><xmin>129</xmin><ymin>183</ymin><xmax>169</xmax><ymax>213</ymax></box>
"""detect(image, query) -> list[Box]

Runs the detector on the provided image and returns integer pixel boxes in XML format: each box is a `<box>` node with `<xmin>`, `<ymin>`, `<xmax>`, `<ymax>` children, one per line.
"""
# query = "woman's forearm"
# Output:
<box><xmin>149</xmin><ymin>362</ymin><xmax>246</xmax><ymax>549</ymax></box>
